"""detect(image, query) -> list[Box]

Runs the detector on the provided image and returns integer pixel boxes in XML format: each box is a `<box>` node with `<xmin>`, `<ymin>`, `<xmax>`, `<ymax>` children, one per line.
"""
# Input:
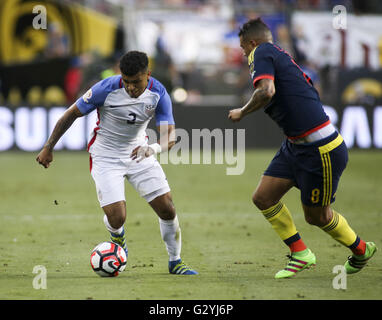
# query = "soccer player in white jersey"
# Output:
<box><xmin>36</xmin><ymin>51</ymin><xmax>198</xmax><ymax>275</ymax></box>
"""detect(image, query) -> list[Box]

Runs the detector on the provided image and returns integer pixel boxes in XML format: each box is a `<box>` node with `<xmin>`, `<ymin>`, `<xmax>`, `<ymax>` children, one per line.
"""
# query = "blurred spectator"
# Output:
<box><xmin>76</xmin><ymin>52</ymin><xmax>103</xmax><ymax>97</ymax></box>
<box><xmin>44</xmin><ymin>22</ymin><xmax>70</xmax><ymax>59</ymax></box>
<box><xmin>222</xmin><ymin>17</ymin><xmax>243</xmax><ymax>68</ymax></box>
<box><xmin>64</xmin><ymin>57</ymin><xmax>83</xmax><ymax>103</ymax></box>
<box><xmin>275</xmin><ymin>24</ymin><xmax>295</xmax><ymax>57</ymax></box>
<box><xmin>101</xmin><ymin>53</ymin><xmax>123</xmax><ymax>79</ymax></box>
<box><xmin>151</xmin><ymin>25</ymin><xmax>180</xmax><ymax>93</ymax></box>
<box><xmin>301</xmin><ymin>60</ymin><xmax>322</xmax><ymax>97</ymax></box>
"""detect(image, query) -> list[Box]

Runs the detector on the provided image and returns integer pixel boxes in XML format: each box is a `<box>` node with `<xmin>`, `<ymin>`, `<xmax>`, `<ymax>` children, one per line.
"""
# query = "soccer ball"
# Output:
<box><xmin>90</xmin><ymin>241</ymin><xmax>127</xmax><ymax>277</ymax></box>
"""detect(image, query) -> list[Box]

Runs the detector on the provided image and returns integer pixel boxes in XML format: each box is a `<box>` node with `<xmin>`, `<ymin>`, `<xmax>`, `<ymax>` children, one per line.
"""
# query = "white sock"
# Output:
<box><xmin>103</xmin><ymin>214</ymin><xmax>124</xmax><ymax>235</ymax></box>
<box><xmin>159</xmin><ymin>215</ymin><xmax>181</xmax><ymax>262</ymax></box>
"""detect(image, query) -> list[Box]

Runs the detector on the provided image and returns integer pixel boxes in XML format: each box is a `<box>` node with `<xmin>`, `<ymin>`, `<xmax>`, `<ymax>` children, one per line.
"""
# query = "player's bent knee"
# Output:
<box><xmin>111</xmin><ymin>214</ymin><xmax>126</xmax><ymax>229</ymax></box>
<box><xmin>304</xmin><ymin>214</ymin><xmax>318</xmax><ymax>226</ymax></box>
<box><xmin>106</xmin><ymin>212</ymin><xmax>126</xmax><ymax>229</ymax></box>
<box><xmin>252</xmin><ymin>192</ymin><xmax>276</xmax><ymax>211</ymax></box>
<box><xmin>303</xmin><ymin>205</ymin><xmax>332</xmax><ymax>227</ymax></box>
<box><xmin>155</xmin><ymin>206</ymin><xmax>176</xmax><ymax>220</ymax></box>
<box><xmin>102</xmin><ymin>201</ymin><xmax>126</xmax><ymax>229</ymax></box>
<box><xmin>150</xmin><ymin>193</ymin><xmax>176</xmax><ymax>220</ymax></box>
<box><xmin>158</xmin><ymin>209</ymin><xmax>176</xmax><ymax>220</ymax></box>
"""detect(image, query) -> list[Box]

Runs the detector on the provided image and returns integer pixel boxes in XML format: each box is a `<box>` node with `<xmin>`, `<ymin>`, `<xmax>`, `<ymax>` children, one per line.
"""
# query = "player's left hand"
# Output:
<box><xmin>228</xmin><ymin>108</ymin><xmax>243</xmax><ymax>122</ymax></box>
<box><xmin>36</xmin><ymin>147</ymin><xmax>53</xmax><ymax>168</ymax></box>
<box><xmin>130</xmin><ymin>145</ymin><xmax>155</xmax><ymax>162</ymax></box>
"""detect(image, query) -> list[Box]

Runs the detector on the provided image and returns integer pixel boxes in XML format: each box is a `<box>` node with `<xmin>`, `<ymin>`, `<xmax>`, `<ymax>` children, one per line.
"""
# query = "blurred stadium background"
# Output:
<box><xmin>1</xmin><ymin>0</ymin><xmax>382</xmax><ymax>301</ymax></box>
<box><xmin>1</xmin><ymin>0</ymin><xmax>382</xmax><ymax>150</ymax></box>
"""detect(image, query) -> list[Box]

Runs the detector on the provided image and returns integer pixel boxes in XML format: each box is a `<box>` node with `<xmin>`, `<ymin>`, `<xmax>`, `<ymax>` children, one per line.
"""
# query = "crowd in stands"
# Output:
<box><xmin>1</xmin><ymin>0</ymin><xmax>380</xmax><ymax>107</ymax></box>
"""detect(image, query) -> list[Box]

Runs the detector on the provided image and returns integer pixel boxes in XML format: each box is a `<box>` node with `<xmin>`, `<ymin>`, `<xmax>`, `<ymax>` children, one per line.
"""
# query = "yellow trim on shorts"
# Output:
<box><xmin>318</xmin><ymin>134</ymin><xmax>343</xmax><ymax>154</ymax></box>
<box><xmin>319</xmin><ymin>152</ymin><xmax>332</xmax><ymax>206</ymax></box>
<box><xmin>318</xmin><ymin>134</ymin><xmax>343</xmax><ymax>206</ymax></box>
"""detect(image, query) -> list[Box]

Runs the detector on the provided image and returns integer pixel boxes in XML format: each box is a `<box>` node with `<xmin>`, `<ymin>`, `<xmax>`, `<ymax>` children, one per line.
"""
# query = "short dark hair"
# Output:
<box><xmin>238</xmin><ymin>18</ymin><xmax>272</xmax><ymax>41</ymax></box>
<box><xmin>119</xmin><ymin>51</ymin><xmax>149</xmax><ymax>76</ymax></box>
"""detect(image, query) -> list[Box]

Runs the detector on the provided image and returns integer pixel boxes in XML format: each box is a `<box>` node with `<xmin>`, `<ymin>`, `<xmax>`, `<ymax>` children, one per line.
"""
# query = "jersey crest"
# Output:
<box><xmin>83</xmin><ymin>88</ymin><xmax>92</xmax><ymax>103</ymax></box>
<box><xmin>144</xmin><ymin>104</ymin><xmax>156</xmax><ymax>116</ymax></box>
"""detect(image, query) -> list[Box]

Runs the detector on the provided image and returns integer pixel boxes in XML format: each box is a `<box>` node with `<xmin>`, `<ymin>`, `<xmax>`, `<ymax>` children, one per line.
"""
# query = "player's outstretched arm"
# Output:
<box><xmin>228</xmin><ymin>78</ymin><xmax>275</xmax><ymax>122</ymax></box>
<box><xmin>130</xmin><ymin>124</ymin><xmax>176</xmax><ymax>162</ymax></box>
<box><xmin>36</xmin><ymin>104</ymin><xmax>83</xmax><ymax>168</ymax></box>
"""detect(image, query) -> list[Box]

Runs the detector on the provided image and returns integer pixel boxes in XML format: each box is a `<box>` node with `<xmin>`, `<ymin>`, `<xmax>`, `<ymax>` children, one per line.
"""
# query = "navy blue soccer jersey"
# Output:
<box><xmin>248</xmin><ymin>42</ymin><xmax>329</xmax><ymax>138</ymax></box>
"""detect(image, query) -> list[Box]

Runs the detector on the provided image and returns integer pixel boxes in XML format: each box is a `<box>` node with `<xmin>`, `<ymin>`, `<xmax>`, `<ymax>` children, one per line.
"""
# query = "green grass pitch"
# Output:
<box><xmin>0</xmin><ymin>150</ymin><xmax>381</xmax><ymax>300</ymax></box>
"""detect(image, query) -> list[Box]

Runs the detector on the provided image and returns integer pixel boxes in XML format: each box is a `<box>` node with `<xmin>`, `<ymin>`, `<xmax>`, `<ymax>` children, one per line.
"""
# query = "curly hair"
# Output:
<box><xmin>119</xmin><ymin>51</ymin><xmax>149</xmax><ymax>76</ymax></box>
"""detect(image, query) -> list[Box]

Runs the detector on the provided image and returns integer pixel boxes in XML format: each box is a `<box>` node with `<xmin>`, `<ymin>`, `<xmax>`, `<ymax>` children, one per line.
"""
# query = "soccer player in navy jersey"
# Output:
<box><xmin>229</xmin><ymin>18</ymin><xmax>376</xmax><ymax>278</ymax></box>
<box><xmin>36</xmin><ymin>51</ymin><xmax>197</xmax><ymax>275</ymax></box>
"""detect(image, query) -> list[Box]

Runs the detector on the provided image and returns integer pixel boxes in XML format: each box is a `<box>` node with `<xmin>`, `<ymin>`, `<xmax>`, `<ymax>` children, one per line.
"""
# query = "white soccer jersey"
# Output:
<box><xmin>76</xmin><ymin>75</ymin><xmax>174</xmax><ymax>158</ymax></box>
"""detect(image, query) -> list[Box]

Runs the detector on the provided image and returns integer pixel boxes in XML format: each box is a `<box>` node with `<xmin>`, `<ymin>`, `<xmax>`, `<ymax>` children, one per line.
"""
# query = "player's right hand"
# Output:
<box><xmin>228</xmin><ymin>108</ymin><xmax>243</xmax><ymax>122</ymax></box>
<box><xmin>130</xmin><ymin>145</ymin><xmax>154</xmax><ymax>163</ymax></box>
<box><xmin>36</xmin><ymin>148</ymin><xmax>53</xmax><ymax>168</ymax></box>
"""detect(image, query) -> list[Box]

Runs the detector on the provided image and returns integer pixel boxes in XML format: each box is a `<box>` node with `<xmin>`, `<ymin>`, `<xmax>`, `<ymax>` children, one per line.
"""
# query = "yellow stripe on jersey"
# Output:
<box><xmin>318</xmin><ymin>134</ymin><xmax>343</xmax><ymax>206</ymax></box>
<box><xmin>247</xmin><ymin>46</ymin><xmax>258</xmax><ymax>66</ymax></box>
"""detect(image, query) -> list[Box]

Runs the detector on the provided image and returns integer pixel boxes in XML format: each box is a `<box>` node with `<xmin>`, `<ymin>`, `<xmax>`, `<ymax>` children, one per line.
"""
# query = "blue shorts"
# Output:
<box><xmin>264</xmin><ymin>132</ymin><xmax>348</xmax><ymax>207</ymax></box>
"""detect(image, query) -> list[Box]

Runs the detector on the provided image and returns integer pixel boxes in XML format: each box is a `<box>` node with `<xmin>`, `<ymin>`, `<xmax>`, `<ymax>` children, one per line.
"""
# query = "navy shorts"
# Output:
<box><xmin>264</xmin><ymin>132</ymin><xmax>348</xmax><ymax>207</ymax></box>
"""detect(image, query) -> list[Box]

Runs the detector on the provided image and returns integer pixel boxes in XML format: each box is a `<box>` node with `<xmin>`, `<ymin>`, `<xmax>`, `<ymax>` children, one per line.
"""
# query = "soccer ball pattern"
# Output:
<box><xmin>90</xmin><ymin>242</ymin><xmax>127</xmax><ymax>277</ymax></box>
